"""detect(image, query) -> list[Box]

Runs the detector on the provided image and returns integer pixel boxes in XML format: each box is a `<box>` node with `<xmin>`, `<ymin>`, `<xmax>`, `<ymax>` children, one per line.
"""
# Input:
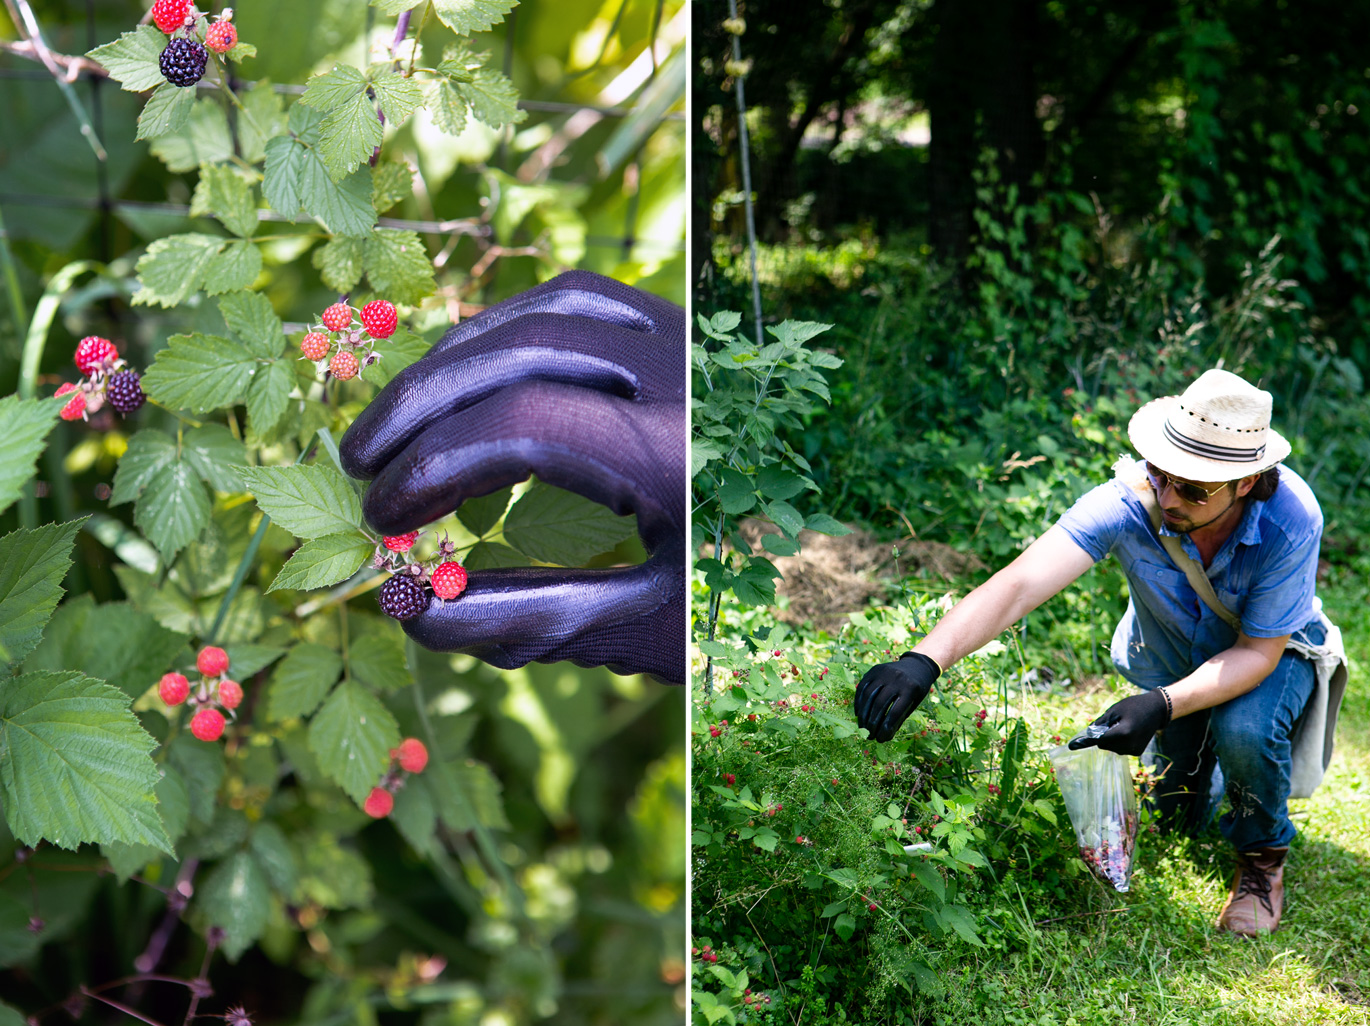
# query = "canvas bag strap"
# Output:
<box><xmin>1133</xmin><ymin>477</ymin><xmax>1244</xmax><ymax>632</ymax></box>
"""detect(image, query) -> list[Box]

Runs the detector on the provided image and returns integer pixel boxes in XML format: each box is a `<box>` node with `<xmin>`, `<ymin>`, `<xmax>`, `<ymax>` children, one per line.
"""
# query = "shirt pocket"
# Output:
<box><xmin>1214</xmin><ymin>586</ymin><xmax>1247</xmax><ymax>627</ymax></box>
<box><xmin>1127</xmin><ymin>558</ymin><xmax>1200</xmax><ymax>625</ymax></box>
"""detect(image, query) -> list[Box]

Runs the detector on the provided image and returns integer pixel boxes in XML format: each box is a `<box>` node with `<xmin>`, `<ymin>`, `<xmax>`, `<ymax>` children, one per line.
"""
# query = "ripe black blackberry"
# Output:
<box><xmin>160</xmin><ymin>38</ymin><xmax>208</xmax><ymax>87</ymax></box>
<box><xmin>378</xmin><ymin>574</ymin><xmax>429</xmax><ymax>620</ymax></box>
<box><xmin>107</xmin><ymin>371</ymin><xmax>145</xmax><ymax>415</ymax></box>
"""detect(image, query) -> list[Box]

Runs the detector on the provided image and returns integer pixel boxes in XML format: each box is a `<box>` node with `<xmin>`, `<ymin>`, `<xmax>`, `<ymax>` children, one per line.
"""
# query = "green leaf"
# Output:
<box><xmin>369</xmin><ymin>66</ymin><xmax>424</xmax><ymax>126</ymax></box>
<box><xmin>804</xmin><ymin>513</ymin><xmax>852</xmax><ymax>536</ymax></box>
<box><xmin>349</xmin><ymin>631</ymin><xmax>409</xmax><ymax>691</ymax></box>
<box><xmin>464</xmin><ymin>540</ymin><xmax>528</xmax><ymax>569</ymax></box>
<box><xmin>370</xmin><ymin>0</ymin><xmax>424</xmax><ymax>13</ymax></box>
<box><xmin>431</xmin><ymin>46</ymin><xmax>526</xmax><ymax>135</ymax></box>
<box><xmin>457</xmin><ymin>486</ymin><xmax>512</xmax><ymax>538</ymax></box>
<box><xmin>249</xmin><ymin>821</ymin><xmax>299</xmax><ymax>898</ymax></box>
<box><xmin>134</xmin><ymin>461</ymin><xmax>211</xmax><ymax>561</ymax></box>
<box><xmin>760</xmin><ymin>533</ymin><xmax>800</xmax><ymax>557</ymax></box>
<box><xmin>266</xmin><ymin>642</ymin><xmax>343</xmax><ymax>721</ymax></box>
<box><xmin>102</xmin><ymin>768</ymin><xmax>191</xmax><ymax>882</ymax></box>
<box><xmin>263</xmin><ymin>105</ymin><xmax>377</xmax><ymax>237</ymax></box>
<box><xmin>909</xmin><ymin>960</ymin><xmax>943</xmax><ymax>997</ymax></box>
<box><xmin>239</xmin><ymin>464</ymin><xmax>362</xmax><ymax>540</ymax></box>
<box><xmin>238</xmin><ymin>81</ymin><xmax>287</xmax><ymax>165</ymax></box>
<box><xmin>362</xmin><ymin>229</ymin><xmax>435</xmax><ymax>305</ymax></box>
<box><xmin>768</xmin><ymin>320</ymin><xmax>833</xmax><ymax>346</ymax></box>
<box><xmin>203</xmin><ymin>240</ymin><xmax>263</xmax><ymax>295</ymax></box>
<box><xmin>246</xmin><ymin>359</ymin><xmax>294</xmax><ymax>437</ymax></box>
<box><xmin>937</xmin><ymin>904</ymin><xmax>985</xmax><ymax>947</ymax></box>
<box><xmin>219</xmin><ymin>290</ymin><xmax>284</xmax><ymax>358</ymax></box>
<box><xmin>132</xmin><ymin>234</ymin><xmax>224</xmax><ymax>308</ymax></box>
<box><xmin>191</xmin><ymin>165</ymin><xmax>259</xmax><ymax>239</ymax></box>
<box><xmin>766</xmin><ymin>500</ymin><xmax>805</xmax><ymax>539</ymax></box>
<box><xmin>195</xmin><ymin>852</ymin><xmax>271</xmax><ymax>962</ymax></box>
<box><xmin>390</xmin><ymin>774</ymin><xmax>438</xmax><ymax>856</ymax></box>
<box><xmin>365</xmin><ymin>327</ymin><xmax>432</xmax><ymax>389</ymax></box>
<box><xmin>432</xmin><ymin>0</ymin><xmax>519</xmax><ymax>35</ymax></box>
<box><xmin>221</xmin><ymin>644</ymin><xmax>287</xmax><ymax>680</ymax></box>
<box><xmin>135</xmin><ymin>82</ymin><xmax>196</xmax><ymax>141</ymax></box>
<box><xmin>910</xmin><ymin>860</ymin><xmax>945</xmax><ymax>903</ymax></box>
<box><xmin>86</xmin><ymin>26</ymin><xmax>166</xmax><ymax>93</ymax></box>
<box><xmin>142</xmin><ymin>333</ymin><xmax>257</xmax><ymax>412</ymax></box>
<box><xmin>308</xmin><ymin>680</ymin><xmax>400</xmax><ymax>803</ymax></box>
<box><xmin>999</xmin><ymin>718</ymin><xmax>1028</xmax><ymax>799</ymax></box>
<box><xmin>717</xmin><ymin>467</ymin><xmax>756</xmax><ymax>515</ymax></box>
<box><xmin>371</xmin><ymin>160</ymin><xmax>413</xmax><ymax>214</ymax></box>
<box><xmin>833</xmin><ymin>912</ymin><xmax>857</xmax><ymax>942</ymax></box>
<box><xmin>0</xmin><ymin>671</ymin><xmax>171</xmax><ymax>853</ymax></box>
<box><xmin>300</xmin><ymin>64</ymin><xmax>382</xmax><ymax>182</ymax></box>
<box><xmin>0</xmin><ymin>520</ymin><xmax>83</xmax><ymax>671</ymax></box>
<box><xmin>430</xmin><ymin>757</ymin><xmax>509</xmax><ymax>830</ymax></box>
<box><xmin>167</xmin><ymin>733</ymin><xmax>225</xmax><ymax>828</ymax></box>
<box><xmin>0</xmin><ymin>395</ymin><xmax>61</xmax><ymax>517</ymax></box>
<box><xmin>312</xmin><ymin>236</ymin><xmax>364</xmax><ymax>294</ymax></box>
<box><xmin>23</xmin><ymin>595</ymin><xmax>187</xmax><ymax>700</ymax></box>
<box><xmin>268</xmin><ymin>534</ymin><xmax>372</xmax><ymax>593</ymax></box>
<box><xmin>182</xmin><ymin>424</ymin><xmax>248</xmax><ymax>492</ymax></box>
<box><xmin>428</xmin><ymin>78</ymin><xmax>470</xmax><ymax>137</ymax></box>
<box><xmin>224</xmin><ymin>41</ymin><xmax>257</xmax><ymax>63</ymax></box>
<box><xmin>502</xmin><ymin>481</ymin><xmax>636</xmax><ymax>565</ymax></box>
<box><xmin>757</xmin><ymin>463</ymin><xmax>807</xmax><ymax>500</ymax></box>
<box><xmin>149</xmin><ymin>99</ymin><xmax>233</xmax><ymax>173</ymax></box>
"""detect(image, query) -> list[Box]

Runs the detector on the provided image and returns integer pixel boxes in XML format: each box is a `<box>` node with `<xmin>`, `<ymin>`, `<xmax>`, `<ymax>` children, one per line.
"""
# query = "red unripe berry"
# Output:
<box><xmin>159</xmin><ymin>672</ymin><xmax>190</xmax><ymax>706</ymax></box>
<box><xmin>300</xmin><ymin>332</ymin><xmax>330</xmax><ymax>361</ymax></box>
<box><xmin>218</xmin><ymin>679</ymin><xmax>243</xmax><ymax>710</ymax></box>
<box><xmin>383</xmin><ymin>531</ymin><xmax>419</xmax><ymax>552</ymax></box>
<box><xmin>360</xmin><ymin>300</ymin><xmax>397</xmax><ymax>339</ymax></box>
<box><xmin>430</xmin><ymin>561</ymin><xmax>467</xmax><ymax>600</ymax></box>
<box><xmin>724</xmin><ymin>773</ymin><xmax>735</xmax><ymax>786</ymax></box>
<box><xmin>205</xmin><ymin>20</ymin><xmax>237</xmax><ymax>53</ymax></box>
<box><xmin>151</xmin><ymin>0</ymin><xmax>191</xmax><ymax>34</ymax></box>
<box><xmin>56</xmin><ymin>384</ymin><xmax>86</xmax><ymax>422</ymax></box>
<box><xmin>330</xmin><ymin>351</ymin><xmax>359</xmax><ymax>380</ymax></box>
<box><xmin>395</xmin><ymin>737</ymin><xmax>429</xmax><ymax>774</ymax></box>
<box><xmin>197</xmin><ymin>646</ymin><xmax>229</xmax><ymax>677</ymax></box>
<box><xmin>191</xmin><ymin>708</ymin><xmax>226</xmax><ymax>742</ymax></box>
<box><xmin>321</xmin><ymin>303</ymin><xmax>353</xmax><ymax>332</ymax></box>
<box><xmin>363</xmin><ymin>787</ymin><xmax>394</xmax><ymax>818</ymax></box>
<box><xmin>74</xmin><ymin>336</ymin><xmax>118</xmax><ymax>375</ymax></box>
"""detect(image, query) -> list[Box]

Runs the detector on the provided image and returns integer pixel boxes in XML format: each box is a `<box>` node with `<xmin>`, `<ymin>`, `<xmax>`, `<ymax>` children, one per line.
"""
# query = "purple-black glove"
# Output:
<box><xmin>338</xmin><ymin>271</ymin><xmax>685</xmax><ymax>684</ymax></box>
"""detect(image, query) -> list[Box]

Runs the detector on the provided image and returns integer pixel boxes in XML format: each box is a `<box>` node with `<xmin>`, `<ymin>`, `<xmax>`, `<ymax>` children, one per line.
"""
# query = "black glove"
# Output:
<box><xmin>338</xmin><ymin>271</ymin><xmax>685</xmax><ymax>684</ymax></box>
<box><xmin>853</xmin><ymin>652</ymin><xmax>941</xmax><ymax>743</ymax></box>
<box><xmin>1066</xmin><ymin>689</ymin><xmax>1171</xmax><ymax>757</ymax></box>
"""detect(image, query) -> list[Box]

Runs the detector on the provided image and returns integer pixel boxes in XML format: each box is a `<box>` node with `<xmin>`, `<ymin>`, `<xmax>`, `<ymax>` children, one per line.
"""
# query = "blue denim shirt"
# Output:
<box><xmin>1056</xmin><ymin>459</ymin><xmax>1322</xmax><ymax>689</ymax></box>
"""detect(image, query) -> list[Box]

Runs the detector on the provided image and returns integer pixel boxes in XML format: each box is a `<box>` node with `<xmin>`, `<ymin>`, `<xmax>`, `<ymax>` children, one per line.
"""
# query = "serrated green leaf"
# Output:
<box><xmin>833</xmin><ymin>912</ymin><xmax>857</xmax><ymax>942</ymax></box>
<box><xmin>349</xmin><ymin>631</ymin><xmax>409</xmax><ymax>691</ymax></box>
<box><xmin>150</xmin><ymin>99</ymin><xmax>234</xmax><ymax>173</ymax></box>
<box><xmin>219</xmin><ymin>290</ymin><xmax>284</xmax><ymax>358</ymax></box>
<box><xmin>456</xmin><ymin>485</ymin><xmax>512</xmax><ymax>538</ymax></box>
<box><xmin>132</xmin><ymin>234</ymin><xmax>225</xmax><ymax>308</ymax></box>
<box><xmin>238</xmin><ymin>81</ymin><xmax>286</xmax><ymax>165</ymax></box>
<box><xmin>937</xmin><ymin>904</ymin><xmax>984</xmax><ymax>947</ymax></box>
<box><xmin>102</xmin><ymin>767</ymin><xmax>191</xmax><ymax>882</ymax></box>
<box><xmin>246</xmin><ymin>359</ymin><xmax>294</xmax><ymax>437</ymax></box>
<box><xmin>0</xmin><ymin>395</ymin><xmax>61</xmax><ymax>518</ymax></box>
<box><xmin>86</xmin><ymin>26</ymin><xmax>167</xmax><ymax>93</ymax></box>
<box><xmin>464</xmin><ymin>540</ymin><xmax>527</xmax><ymax>569</ymax></box>
<box><xmin>0</xmin><ymin>671</ymin><xmax>171</xmax><ymax>853</ymax></box>
<box><xmin>167</xmin><ymin>733</ymin><xmax>225</xmax><ymax>828</ymax></box>
<box><xmin>757</xmin><ymin>463</ymin><xmax>807</xmax><ymax>500</ymax></box>
<box><xmin>266</xmin><ymin>642</ymin><xmax>343</xmax><ymax>720</ymax></box>
<box><xmin>142</xmin><ymin>333</ymin><xmax>257</xmax><ymax>412</ymax></box>
<box><xmin>194</xmin><ymin>852</ymin><xmax>270</xmax><ymax>962</ymax></box>
<box><xmin>203</xmin><ymin>240</ymin><xmax>263</xmax><ymax>295</ymax></box>
<box><xmin>136</xmin><ymin>82</ymin><xmax>196</xmax><ymax>141</ymax></box>
<box><xmin>239</xmin><ymin>463</ymin><xmax>362</xmax><ymax>539</ymax></box>
<box><xmin>371</xmin><ymin>160</ymin><xmax>413</xmax><ymax>214</ymax></box>
<box><xmin>249</xmin><ymin>821</ymin><xmax>298</xmax><ymax>898</ymax></box>
<box><xmin>263</xmin><ymin>128</ymin><xmax>378</xmax><ymax>237</ymax></box>
<box><xmin>296</xmin><ymin>833</ymin><xmax>373</xmax><ymax>909</ymax></box>
<box><xmin>502</xmin><ymin>481</ymin><xmax>635</xmax><ymax>565</ymax></box>
<box><xmin>22</xmin><ymin>595</ymin><xmax>187</xmax><ymax>700</ymax></box>
<box><xmin>432</xmin><ymin>0</ymin><xmax>519</xmax><ymax>35</ymax></box>
<box><xmin>300</xmin><ymin>63</ymin><xmax>369</xmax><ymax>112</ymax></box>
<box><xmin>765</xmin><ymin>499</ymin><xmax>805</xmax><ymax>539</ymax></box>
<box><xmin>391</xmin><ymin>774</ymin><xmax>438</xmax><ymax>856</ymax></box>
<box><xmin>224</xmin><ymin>41</ymin><xmax>256</xmax><ymax>62</ymax></box>
<box><xmin>369</xmin><ymin>67</ymin><xmax>424</xmax><ymax>126</ymax></box>
<box><xmin>445</xmin><ymin>61</ymin><xmax>524</xmax><ymax>132</ymax></box>
<box><xmin>191</xmin><ymin>165</ymin><xmax>259</xmax><ymax>239</ymax></box>
<box><xmin>267</xmin><ymin>534</ymin><xmax>372</xmax><ymax>593</ymax></box>
<box><xmin>430</xmin><ymin>757</ymin><xmax>509</xmax><ymax>830</ymax></box>
<box><xmin>182</xmin><ymin>424</ymin><xmax>248</xmax><ymax>492</ymax></box>
<box><xmin>308</xmin><ymin>680</ymin><xmax>400</xmax><ymax>803</ymax></box>
<box><xmin>803</xmin><ymin>513</ymin><xmax>852</xmax><ymax>536</ymax></box>
<box><xmin>300</xmin><ymin>65</ymin><xmax>383</xmax><ymax>182</ymax></box>
<box><xmin>365</xmin><ymin>327</ymin><xmax>432</xmax><ymax>388</ymax></box>
<box><xmin>312</xmin><ymin>236</ymin><xmax>364</xmax><ymax>293</ymax></box>
<box><xmin>370</xmin><ymin>0</ymin><xmax>424</xmax><ymax>13</ymax></box>
<box><xmin>362</xmin><ymin>229</ymin><xmax>434</xmax><ymax>305</ymax></box>
<box><xmin>134</xmin><ymin>462</ymin><xmax>212</xmax><ymax>561</ymax></box>
<box><xmin>910</xmin><ymin>859</ymin><xmax>945</xmax><ymax>903</ymax></box>
<box><xmin>221</xmin><ymin>644</ymin><xmax>286</xmax><ymax>679</ymax></box>
<box><xmin>428</xmin><ymin>78</ymin><xmax>469</xmax><ymax>137</ymax></box>
<box><xmin>0</xmin><ymin>520</ymin><xmax>83</xmax><ymax>671</ymax></box>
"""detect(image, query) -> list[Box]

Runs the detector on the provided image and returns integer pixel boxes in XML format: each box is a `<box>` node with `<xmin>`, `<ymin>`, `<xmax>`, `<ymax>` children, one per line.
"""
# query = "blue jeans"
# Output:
<box><xmin>1145</xmin><ymin>619</ymin><xmax>1322</xmax><ymax>852</ymax></box>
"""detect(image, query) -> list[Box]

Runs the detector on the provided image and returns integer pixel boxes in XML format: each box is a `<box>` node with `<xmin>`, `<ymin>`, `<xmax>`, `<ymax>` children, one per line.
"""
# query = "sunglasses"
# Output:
<box><xmin>1145</xmin><ymin>462</ymin><xmax>1229</xmax><ymax>506</ymax></box>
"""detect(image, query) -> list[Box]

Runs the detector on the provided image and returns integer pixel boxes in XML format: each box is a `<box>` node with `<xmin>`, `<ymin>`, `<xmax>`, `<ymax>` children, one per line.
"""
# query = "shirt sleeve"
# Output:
<box><xmin>1241</xmin><ymin>521</ymin><xmax>1321</xmax><ymax>637</ymax></box>
<box><xmin>1054</xmin><ymin>480</ymin><xmax>1128</xmax><ymax>563</ymax></box>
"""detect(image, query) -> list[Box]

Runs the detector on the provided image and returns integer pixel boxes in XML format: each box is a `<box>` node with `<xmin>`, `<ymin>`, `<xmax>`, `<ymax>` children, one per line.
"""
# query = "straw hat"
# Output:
<box><xmin>1127</xmin><ymin>368</ymin><xmax>1290</xmax><ymax>482</ymax></box>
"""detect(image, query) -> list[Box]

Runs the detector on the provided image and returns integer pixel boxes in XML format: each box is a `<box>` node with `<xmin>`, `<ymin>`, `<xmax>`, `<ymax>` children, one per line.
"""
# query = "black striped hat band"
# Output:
<box><xmin>1163</xmin><ymin>419</ymin><xmax>1266</xmax><ymax>462</ymax></box>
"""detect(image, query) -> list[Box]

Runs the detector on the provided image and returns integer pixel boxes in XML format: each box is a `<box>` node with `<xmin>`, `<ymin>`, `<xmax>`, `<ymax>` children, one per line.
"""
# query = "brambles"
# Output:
<box><xmin>395</xmin><ymin>738</ymin><xmax>428</xmax><ymax>774</ymax></box>
<box><xmin>360</xmin><ymin>300</ymin><xmax>397</xmax><ymax>339</ymax></box>
<box><xmin>217</xmin><ymin>679</ymin><xmax>243</xmax><ymax>710</ymax></box>
<box><xmin>151</xmin><ymin>0</ymin><xmax>191</xmax><ymax>34</ymax></box>
<box><xmin>384</xmin><ymin>531</ymin><xmax>419</xmax><ymax>552</ymax></box>
<box><xmin>299</xmin><ymin>331</ymin><xmax>330</xmax><ymax>361</ymax></box>
<box><xmin>321</xmin><ymin>302</ymin><xmax>353</xmax><ymax>332</ymax></box>
<box><xmin>55</xmin><ymin>383</ymin><xmax>86</xmax><ymax>422</ymax></box>
<box><xmin>57</xmin><ymin>336</ymin><xmax>145</xmax><ymax>424</ymax></box>
<box><xmin>299</xmin><ymin>297</ymin><xmax>402</xmax><ymax>383</ymax></box>
<box><xmin>74</xmin><ymin>336</ymin><xmax>118</xmax><ymax>374</ymax></box>
<box><xmin>329</xmin><ymin>351</ymin><xmax>359</xmax><ymax>381</ymax></box>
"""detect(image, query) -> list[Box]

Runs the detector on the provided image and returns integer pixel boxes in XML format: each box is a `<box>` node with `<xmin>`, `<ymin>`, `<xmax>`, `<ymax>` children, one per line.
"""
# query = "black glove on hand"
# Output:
<box><xmin>339</xmin><ymin>271</ymin><xmax>685</xmax><ymax>684</ymax></box>
<box><xmin>1066</xmin><ymin>689</ymin><xmax>1171</xmax><ymax>757</ymax></box>
<box><xmin>853</xmin><ymin>652</ymin><xmax>941</xmax><ymax>743</ymax></box>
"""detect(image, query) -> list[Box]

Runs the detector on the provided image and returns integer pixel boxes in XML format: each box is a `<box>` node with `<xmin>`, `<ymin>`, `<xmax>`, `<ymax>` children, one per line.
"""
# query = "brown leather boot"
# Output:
<box><xmin>1216</xmin><ymin>846</ymin><xmax>1288</xmax><ymax>936</ymax></box>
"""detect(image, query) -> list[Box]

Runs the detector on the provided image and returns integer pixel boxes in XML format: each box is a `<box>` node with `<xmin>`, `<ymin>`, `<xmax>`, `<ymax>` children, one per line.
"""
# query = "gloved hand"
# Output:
<box><xmin>853</xmin><ymin>652</ymin><xmax>941</xmax><ymax>742</ymax></box>
<box><xmin>1066</xmin><ymin>689</ymin><xmax>1171</xmax><ymax>757</ymax></box>
<box><xmin>338</xmin><ymin>271</ymin><xmax>685</xmax><ymax>684</ymax></box>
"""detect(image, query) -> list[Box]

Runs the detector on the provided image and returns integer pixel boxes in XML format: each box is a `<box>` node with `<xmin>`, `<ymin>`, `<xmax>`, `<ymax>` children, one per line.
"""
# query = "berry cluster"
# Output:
<box><xmin>373</xmin><ymin>531</ymin><xmax>469</xmax><ymax>621</ymax></box>
<box><xmin>54</xmin><ymin>336</ymin><xmax>145</xmax><ymax>423</ymax></box>
<box><xmin>298</xmin><ymin>299</ymin><xmax>398</xmax><ymax>382</ymax></box>
<box><xmin>158</xmin><ymin>645</ymin><xmax>241</xmax><ymax>743</ymax></box>
<box><xmin>150</xmin><ymin>3</ymin><xmax>241</xmax><ymax>88</ymax></box>
<box><xmin>1077</xmin><ymin>811</ymin><xmax>1138</xmax><ymax>891</ymax></box>
<box><xmin>363</xmin><ymin>737</ymin><xmax>429</xmax><ymax>818</ymax></box>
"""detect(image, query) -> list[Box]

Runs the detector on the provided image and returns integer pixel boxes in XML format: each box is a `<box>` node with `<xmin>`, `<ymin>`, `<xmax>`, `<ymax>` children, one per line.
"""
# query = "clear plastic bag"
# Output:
<box><xmin>1049</xmin><ymin>727</ymin><xmax>1139</xmax><ymax>892</ymax></box>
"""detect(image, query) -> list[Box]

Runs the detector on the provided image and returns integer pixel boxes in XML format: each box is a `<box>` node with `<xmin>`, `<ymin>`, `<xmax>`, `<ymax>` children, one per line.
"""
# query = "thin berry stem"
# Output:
<box><xmin>208</xmin><ymin>52</ymin><xmax>267</xmax><ymax>141</ymax></box>
<box><xmin>407</xmin><ymin>2</ymin><xmax>432</xmax><ymax>79</ymax></box>
<box><xmin>80</xmin><ymin>988</ymin><xmax>169</xmax><ymax>1026</ymax></box>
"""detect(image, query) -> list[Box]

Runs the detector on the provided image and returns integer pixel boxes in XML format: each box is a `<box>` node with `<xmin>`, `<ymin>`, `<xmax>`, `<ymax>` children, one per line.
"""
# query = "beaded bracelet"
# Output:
<box><xmin>1157</xmin><ymin>685</ymin><xmax>1174</xmax><ymax>723</ymax></box>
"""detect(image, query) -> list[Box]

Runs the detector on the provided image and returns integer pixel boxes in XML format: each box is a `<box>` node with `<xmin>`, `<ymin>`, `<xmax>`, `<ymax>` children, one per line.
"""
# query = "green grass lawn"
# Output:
<box><xmin>915</xmin><ymin>565</ymin><xmax>1370</xmax><ymax>1026</ymax></box>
